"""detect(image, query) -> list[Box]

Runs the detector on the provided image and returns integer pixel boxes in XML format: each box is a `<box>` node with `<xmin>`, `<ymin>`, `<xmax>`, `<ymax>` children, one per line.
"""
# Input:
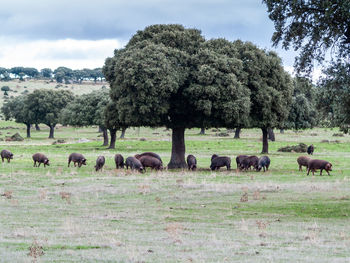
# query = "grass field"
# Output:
<box><xmin>0</xmin><ymin>80</ymin><xmax>107</xmax><ymax>107</ymax></box>
<box><xmin>0</xmin><ymin>122</ymin><xmax>349</xmax><ymax>262</ymax></box>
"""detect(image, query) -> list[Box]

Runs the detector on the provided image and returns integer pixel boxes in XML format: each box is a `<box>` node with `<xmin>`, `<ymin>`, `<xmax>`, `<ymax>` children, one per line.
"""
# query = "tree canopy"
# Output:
<box><xmin>283</xmin><ymin>77</ymin><xmax>317</xmax><ymax>130</ymax></box>
<box><xmin>317</xmin><ymin>61</ymin><xmax>350</xmax><ymax>132</ymax></box>
<box><xmin>61</xmin><ymin>89</ymin><xmax>110</xmax><ymax>145</ymax></box>
<box><xmin>263</xmin><ymin>0</ymin><xmax>350</xmax><ymax>74</ymax></box>
<box><xmin>229</xmin><ymin>40</ymin><xmax>293</xmax><ymax>152</ymax></box>
<box><xmin>104</xmin><ymin>24</ymin><xmax>293</xmax><ymax>166</ymax></box>
<box><xmin>1</xmin><ymin>95</ymin><xmax>34</xmax><ymax>138</ymax></box>
<box><xmin>26</xmin><ymin>89</ymin><xmax>74</xmax><ymax>138</ymax></box>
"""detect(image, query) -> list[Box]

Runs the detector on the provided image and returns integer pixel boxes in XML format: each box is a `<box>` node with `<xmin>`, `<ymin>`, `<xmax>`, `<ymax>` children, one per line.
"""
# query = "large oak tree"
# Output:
<box><xmin>103</xmin><ymin>25</ymin><xmax>252</xmax><ymax>168</ymax></box>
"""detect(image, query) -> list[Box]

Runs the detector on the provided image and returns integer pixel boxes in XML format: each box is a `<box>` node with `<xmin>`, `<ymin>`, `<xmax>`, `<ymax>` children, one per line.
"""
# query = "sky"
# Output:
<box><xmin>0</xmin><ymin>0</ymin><xmax>309</xmax><ymax>77</ymax></box>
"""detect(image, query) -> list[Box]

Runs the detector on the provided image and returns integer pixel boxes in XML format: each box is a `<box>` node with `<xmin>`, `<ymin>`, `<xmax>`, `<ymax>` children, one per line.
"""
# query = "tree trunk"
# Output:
<box><xmin>108</xmin><ymin>129</ymin><xmax>117</xmax><ymax>149</ymax></box>
<box><xmin>280</xmin><ymin>129</ymin><xmax>284</xmax><ymax>134</ymax></box>
<box><xmin>26</xmin><ymin>123</ymin><xmax>31</xmax><ymax>138</ymax></box>
<box><xmin>261</xmin><ymin>128</ymin><xmax>268</xmax><ymax>154</ymax></box>
<box><xmin>234</xmin><ymin>128</ymin><xmax>241</xmax><ymax>139</ymax></box>
<box><xmin>199</xmin><ymin>127</ymin><xmax>205</xmax><ymax>135</ymax></box>
<box><xmin>102</xmin><ymin>127</ymin><xmax>108</xmax><ymax>146</ymax></box>
<box><xmin>268</xmin><ymin>128</ymin><xmax>275</xmax><ymax>141</ymax></box>
<box><xmin>120</xmin><ymin>127</ymin><xmax>126</xmax><ymax>139</ymax></box>
<box><xmin>35</xmin><ymin>124</ymin><xmax>40</xmax><ymax>131</ymax></box>
<box><xmin>48</xmin><ymin>125</ymin><xmax>55</xmax><ymax>139</ymax></box>
<box><xmin>98</xmin><ymin>126</ymin><xmax>103</xmax><ymax>132</ymax></box>
<box><xmin>167</xmin><ymin>127</ymin><xmax>187</xmax><ymax>169</ymax></box>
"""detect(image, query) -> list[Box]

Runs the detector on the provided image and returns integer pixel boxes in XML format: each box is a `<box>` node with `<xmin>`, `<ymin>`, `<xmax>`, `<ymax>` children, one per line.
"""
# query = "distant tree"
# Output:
<box><xmin>61</xmin><ymin>89</ymin><xmax>110</xmax><ymax>145</ymax></box>
<box><xmin>82</xmin><ymin>68</ymin><xmax>93</xmax><ymax>81</ymax></box>
<box><xmin>1</xmin><ymin>95</ymin><xmax>34</xmax><ymax>137</ymax></box>
<box><xmin>41</xmin><ymin>68</ymin><xmax>53</xmax><ymax>79</ymax></box>
<box><xmin>0</xmin><ymin>68</ymin><xmax>8</xmax><ymax>78</ymax></box>
<box><xmin>119</xmin><ymin>127</ymin><xmax>127</xmax><ymax>139</ymax></box>
<box><xmin>103</xmin><ymin>25</ymin><xmax>251</xmax><ymax>166</ymax></box>
<box><xmin>18</xmin><ymin>72</ymin><xmax>25</xmax><ymax>81</ymax></box>
<box><xmin>93</xmin><ymin>68</ymin><xmax>104</xmax><ymax>82</ymax></box>
<box><xmin>268</xmin><ymin>128</ymin><xmax>275</xmax><ymax>141</ymax></box>
<box><xmin>317</xmin><ymin>61</ymin><xmax>350</xmax><ymax>132</ymax></box>
<box><xmin>263</xmin><ymin>0</ymin><xmax>350</xmax><ymax>74</ymax></box>
<box><xmin>283</xmin><ymin>77</ymin><xmax>317</xmax><ymax>130</ymax></box>
<box><xmin>1</xmin><ymin>72</ymin><xmax>11</xmax><ymax>81</ymax></box>
<box><xmin>72</xmin><ymin>69</ymin><xmax>85</xmax><ymax>83</ymax></box>
<box><xmin>53</xmin><ymin>67</ymin><xmax>73</xmax><ymax>83</ymax></box>
<box><xmin>10</xmin><ymin>67</ymin><xmax>24</xmax><ymax>78</ymax></box>
<box><xmin>23</xmin><ymin>67</ymin><xmax>39</xmax><ymax>79</ymax></box>
<box><xmin>104</xmin><ymin>101</ymin><xmax>125</xmax><ymax>149</ymax></box>
<box><xmin>27</xmin><ymin>89</ymin><xmax>74</xmax><ymax>138</ymax></box>
<box><xmin>1</xmin><ymin>86</ymin><xmax>10</xmax><ymax>92</ymax></box>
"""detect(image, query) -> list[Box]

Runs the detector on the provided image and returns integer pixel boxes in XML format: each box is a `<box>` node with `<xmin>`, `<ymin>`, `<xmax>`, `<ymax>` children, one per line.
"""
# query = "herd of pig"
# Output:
<box><xmin>0</xmin><ymin>144</ymin><xmax>333</xmax><ymax>175</ymax></box>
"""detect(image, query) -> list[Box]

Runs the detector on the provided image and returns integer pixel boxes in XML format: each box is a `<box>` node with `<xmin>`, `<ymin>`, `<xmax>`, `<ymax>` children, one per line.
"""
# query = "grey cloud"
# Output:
<box><xmin>0</xmin><ymin>0</ymin><xmax>273</xmax><ymax>44</ymax></box>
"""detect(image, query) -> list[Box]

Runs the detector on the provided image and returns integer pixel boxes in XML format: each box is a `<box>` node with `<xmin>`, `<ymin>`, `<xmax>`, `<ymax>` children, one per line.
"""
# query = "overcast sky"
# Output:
<box><xmin>0</xmin><ymin>0</ymin><xmax>304</xmax><ymax>75</ymax></box>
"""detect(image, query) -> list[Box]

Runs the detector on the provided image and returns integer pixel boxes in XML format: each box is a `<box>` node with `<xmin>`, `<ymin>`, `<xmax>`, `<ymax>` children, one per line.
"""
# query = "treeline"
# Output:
<box><xmin>0</xmin><ymin>72</ymin><xmax>340</xmax><ymax>155</ymax></box>
<box><xmin>1</xmin><ymin>88</ymin><xmax>124</xmax><ymax>149</ymax></box>
<box><xmin>0</xmin><ymin>67</ymin><xmax>104</xmax><ymax>83</ymax></box>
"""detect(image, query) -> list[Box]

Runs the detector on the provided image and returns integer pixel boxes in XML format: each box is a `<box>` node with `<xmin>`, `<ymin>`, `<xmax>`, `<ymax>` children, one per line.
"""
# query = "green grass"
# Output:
<box><xmin>0</xmin><ymin>122</ymin><xmax>350</xmax><ymax>262</ymax></box>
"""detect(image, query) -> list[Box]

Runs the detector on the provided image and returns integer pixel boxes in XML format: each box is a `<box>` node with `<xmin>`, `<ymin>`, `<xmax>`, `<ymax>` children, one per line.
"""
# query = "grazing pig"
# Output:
<box><xmin>307</xmin><ymin>159</ymin><xmax>333</xmax><ymax>176</ymax></box>
<box><xmin>114</xmin><ymin>154</ymin><xmax>124</xmax><ymax>169</ymax></box>
<box><xmin>236</xmin><ymin>155</ymin><xmax>248</xmax><ymax>170</ymax></box>
<box><xmin>307</xmin><ymin>144</ymin><xmax>314</xmax><ymax>155</ymax></box>
<box><xmin>257</xmin><ymin>156</ymin><xmax>270</xmax><ymax>172</ymax></box>
<box><xmin>211</xmin><ymin>154</ymin><xmax>219</xmax><ymax>161</ymax></box>
<box><xmin>297</xmin><ymin>156</ymin><xmax>311</xmax><ymax>171</ymax></box>
<box><xmin>135</xmin><ymin>152</ymin><xmax>163</xmax><ymax>164</ymax></box>
<box><xmin>186</xmin><ymin>154</ymin><xmax>197</xmax><ymax>171</ymax></box>
<box><xmin>240</xmin><ymin>156</ymin><xmax>259</xmax><ymax>171</ymax></box>
<box><xmin>1</xmin><ymin>149</ymin><xmax>13</xmax><ymax>163</ymax></box>
<box><xmin>139</xmin><ymin>156</ymin><xmax>163</xmax><ymax>171</ymax></box>
<box><xmin>32</xmin><ymin>153</ymin><xmax>50</xmax><ymax>167</ymax></box>
<box><xmin>95</xmin><ymin>156</ymin><xmax>105</xmax><ymax>171</ymax></box>
<box><xmin>125</xmin><ymin>156</ymin><xmax>145</xmax><ymax>172</ymax></box>
<box><xmin>68</xmin><ymin>153</ymin><xmax>87</xmax><ymax>168</ymax></box>
<box><xmin>210</xmin><ymin>156</ymin><xmax>231</xmax><ymax>171</ymax></box>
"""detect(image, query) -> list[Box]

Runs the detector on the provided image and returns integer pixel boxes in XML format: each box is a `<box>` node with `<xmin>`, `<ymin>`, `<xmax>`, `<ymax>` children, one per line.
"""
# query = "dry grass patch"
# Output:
<box><xmin>1</xmin><ymin>190</ymin><xmax>13</xmax><ymax>199</ymax></box>
<box><xmin>59</xmin><ymin>192</ymin><xmax>72</xmax><ymax>204</ymax></box>
<box><xmin>28</xmin><ymin>239</ymin><xmax>44</xmax><ymax>262</ymax></box>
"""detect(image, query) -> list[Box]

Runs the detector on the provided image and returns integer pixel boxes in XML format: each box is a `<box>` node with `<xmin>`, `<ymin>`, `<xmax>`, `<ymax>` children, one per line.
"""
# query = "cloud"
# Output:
<box><xmin>0</xmin><ymin>0</ymin><xmax>273</xmax><ymax>43</ymax></box>
<box><xmin>0</xmin><ymin>0</ymin><xmax>300</xmax><ymax>70</ymax></box>
<box><xmin>0</xmin><ymin>38</ymin><xmax>123</xmax><ymax>70</ymax></box>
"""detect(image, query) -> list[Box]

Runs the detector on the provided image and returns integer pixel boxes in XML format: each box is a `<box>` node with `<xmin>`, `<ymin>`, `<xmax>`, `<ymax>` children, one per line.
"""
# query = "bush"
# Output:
<box><xmin>215</xmin><ymin>132</ymin><xmax>229</xmax><ymax>137</ymax></box>
<box><xmin>5</xmin><ymin>132</ymin><xmax>24</xmax><ymax>142</ymax></box>
<box><xmin>278</xmin><ymin>143</ymin><xmax>308</xmax><ymax>153</ymax></box>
